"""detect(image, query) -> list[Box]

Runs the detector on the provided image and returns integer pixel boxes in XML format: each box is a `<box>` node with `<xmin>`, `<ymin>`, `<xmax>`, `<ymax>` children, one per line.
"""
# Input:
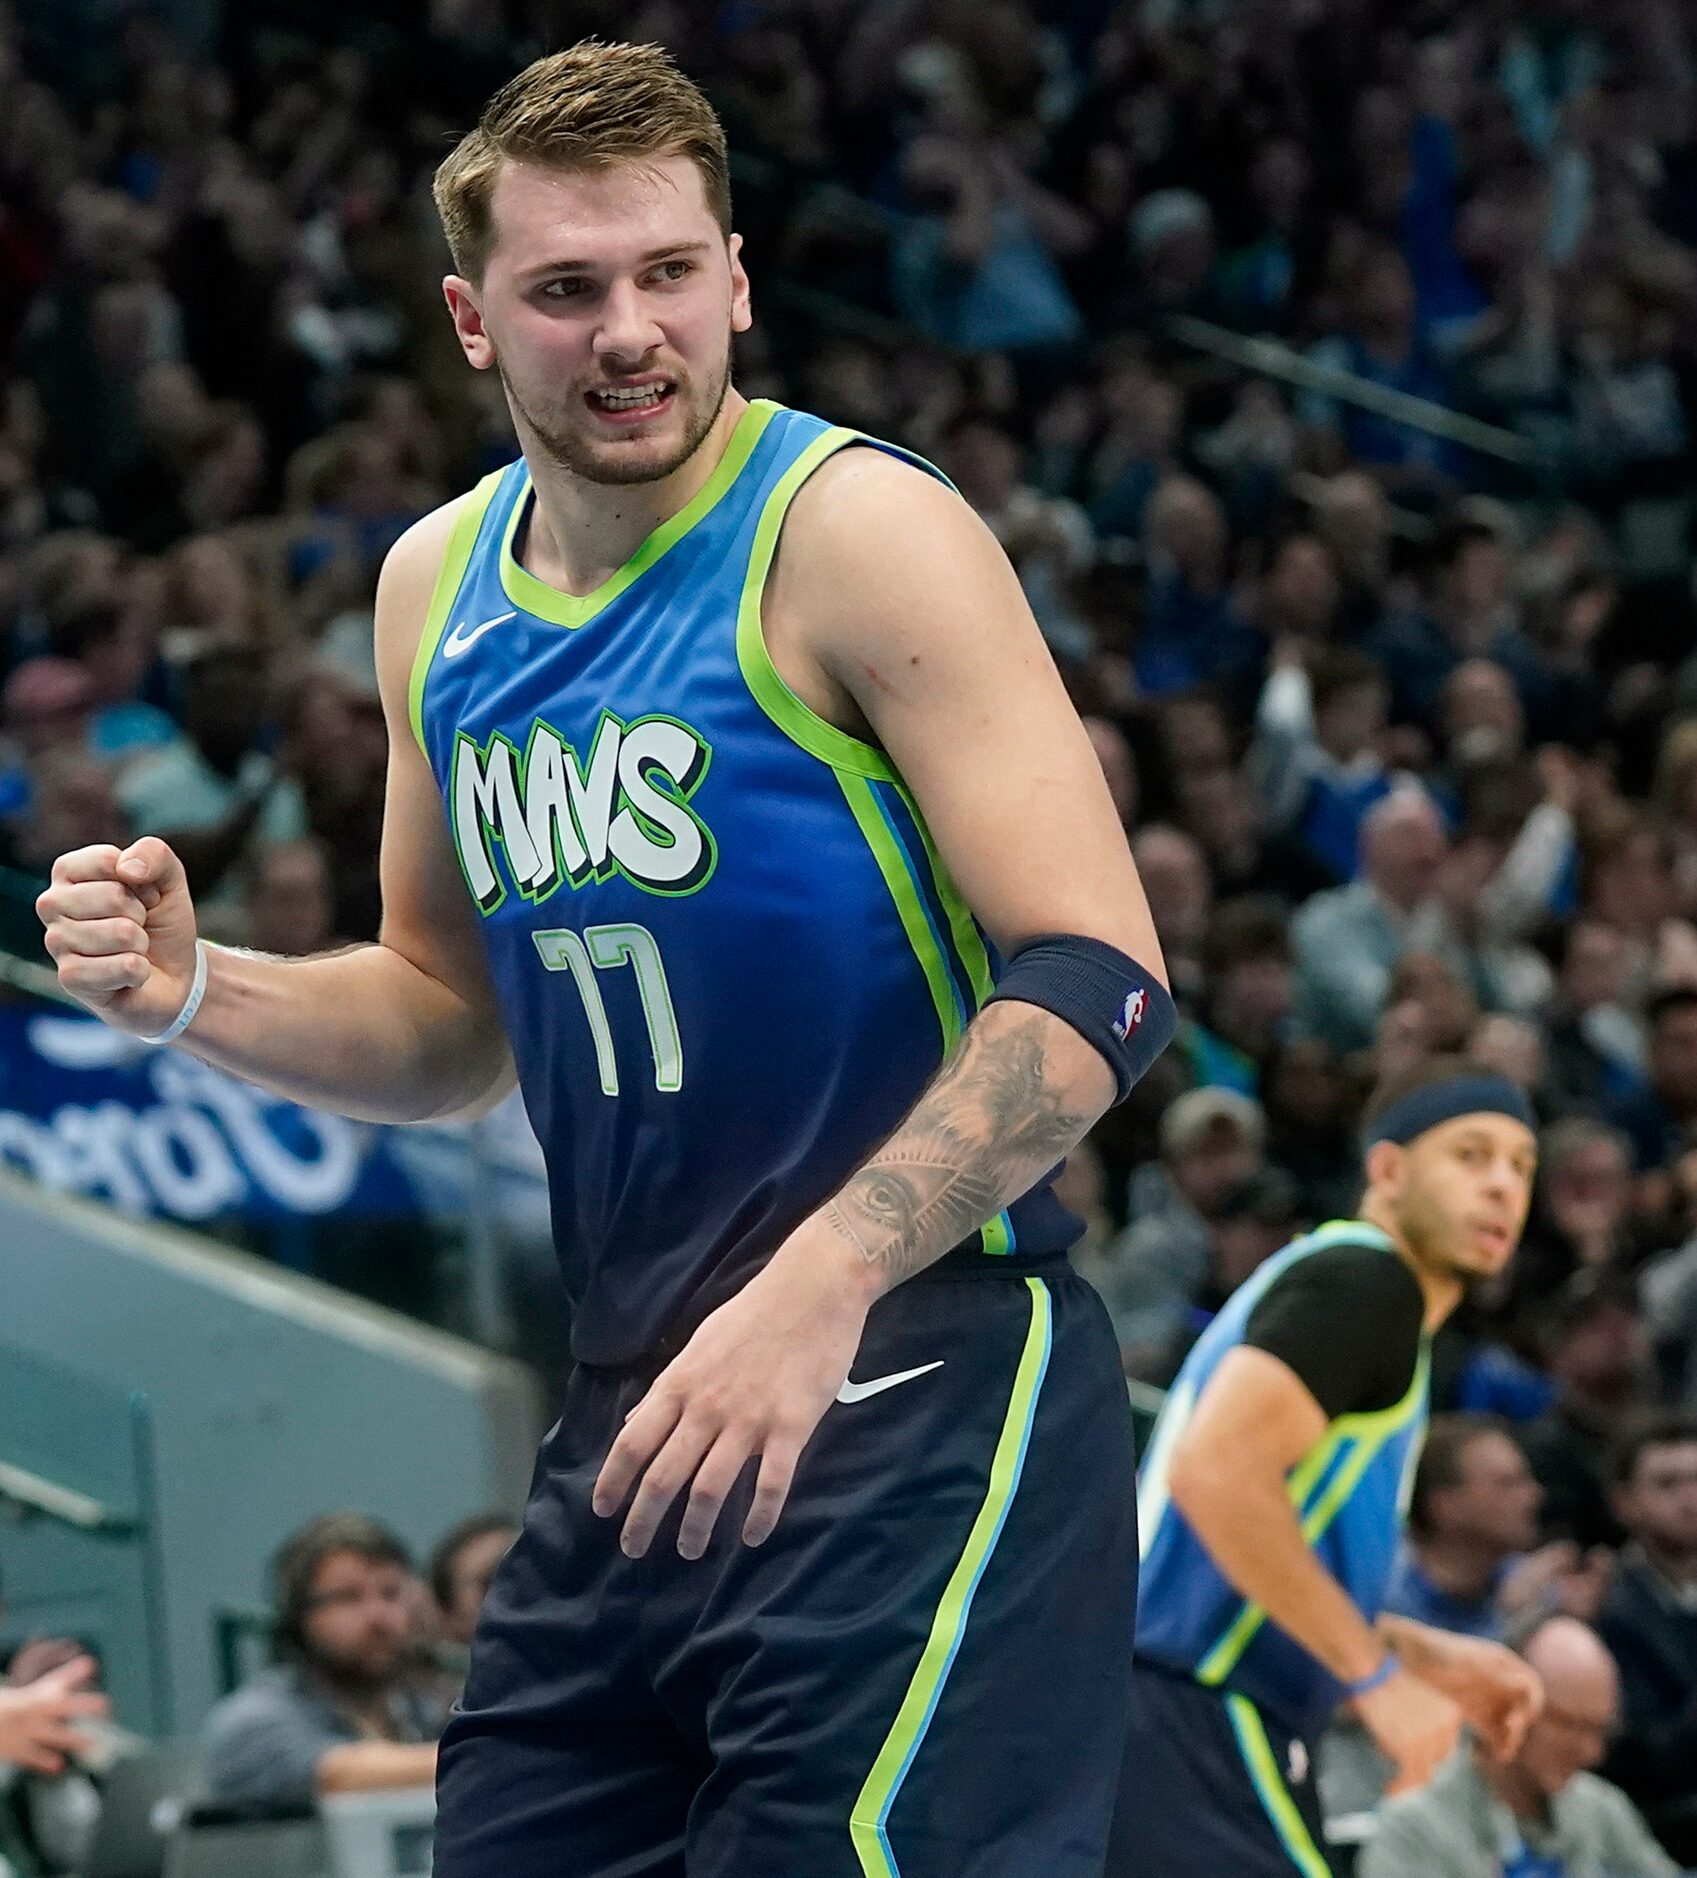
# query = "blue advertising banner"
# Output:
<box><xmin>0</xmin><ymin>1004</ymin><xmax>466</xmax><ymax>1224</ymax></box>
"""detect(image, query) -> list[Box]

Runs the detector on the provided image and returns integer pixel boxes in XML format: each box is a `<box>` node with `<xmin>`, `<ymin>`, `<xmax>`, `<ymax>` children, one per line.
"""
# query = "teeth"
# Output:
<box><xmin>595</xmin><ymin>384</ymin><xmax>667</xmax><ymax>409</ymax></box>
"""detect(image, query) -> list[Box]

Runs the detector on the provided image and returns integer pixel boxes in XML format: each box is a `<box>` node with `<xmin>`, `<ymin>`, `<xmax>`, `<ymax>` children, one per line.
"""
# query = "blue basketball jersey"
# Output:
<box><xmin>410</xmin><ymin>400</ymin><xmax>1081</xmax><ymax>1364</ymax></box>
<box><xmin>1134</xmin><ymin>1221</ymin><xmax>1430</xmax><ymax>1739</ymax></box>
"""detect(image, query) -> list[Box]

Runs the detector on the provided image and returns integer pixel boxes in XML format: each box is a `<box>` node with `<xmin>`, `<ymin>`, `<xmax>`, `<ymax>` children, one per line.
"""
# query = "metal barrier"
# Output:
<box><xmin>1161</xmin><ymin>314</ymin><xmax>1549</xmax><ymax>469</ymax></box>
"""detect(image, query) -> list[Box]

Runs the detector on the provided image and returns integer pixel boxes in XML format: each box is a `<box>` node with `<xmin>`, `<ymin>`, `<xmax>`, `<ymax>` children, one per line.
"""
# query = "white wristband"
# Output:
<box><xmin>138</xmin><ymin>940</ymin><xmax>211</xmax><ymax>1047</ymax></box>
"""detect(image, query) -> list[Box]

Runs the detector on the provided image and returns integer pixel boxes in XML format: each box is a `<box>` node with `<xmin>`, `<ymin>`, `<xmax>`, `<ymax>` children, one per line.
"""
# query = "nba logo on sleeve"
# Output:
<box><xmin>1113</xmin><ymin>989</ymin><xmax>1146</xmax><ymax>1040</ymax></box>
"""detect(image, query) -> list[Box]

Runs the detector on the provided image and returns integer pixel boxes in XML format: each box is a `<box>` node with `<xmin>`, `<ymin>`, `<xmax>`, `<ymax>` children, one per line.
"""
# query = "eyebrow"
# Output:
<box><xmin>525</xmin><ymin>242</ymin><xmax>714</xmax><ymax>276</ymax></box>
<box><xmin>1452</xmin><ymin>1127</ymin><xmax>1534</xmax><ymax>1160</ymax></box>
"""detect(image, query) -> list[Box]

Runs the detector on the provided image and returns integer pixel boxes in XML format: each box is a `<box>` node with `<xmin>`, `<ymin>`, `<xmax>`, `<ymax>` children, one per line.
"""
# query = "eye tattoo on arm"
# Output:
<box><xmin>822</xmin><ymin>1007</ymin><xmax>1095</xmax><ymax>1286</ymax></box>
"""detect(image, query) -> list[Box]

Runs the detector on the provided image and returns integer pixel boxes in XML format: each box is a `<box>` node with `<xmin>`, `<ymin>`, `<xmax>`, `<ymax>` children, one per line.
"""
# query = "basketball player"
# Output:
<box><xmin>36</xmin><ymin>43</ymin><xmax>1174</xmax><ymax>1878</ymax></box>
<box><xmin>1106</xmin><ymin>1056</ymin><xmax>1546</xmax><ymax>1877</ymax></box>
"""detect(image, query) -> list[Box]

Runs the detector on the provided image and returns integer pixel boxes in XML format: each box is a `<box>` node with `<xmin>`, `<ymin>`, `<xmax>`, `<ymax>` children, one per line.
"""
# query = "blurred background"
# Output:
<box><xmin>1</xmin><ymin>0</ymin><xmax>1697</xmax><ymax>1873</ymax></box>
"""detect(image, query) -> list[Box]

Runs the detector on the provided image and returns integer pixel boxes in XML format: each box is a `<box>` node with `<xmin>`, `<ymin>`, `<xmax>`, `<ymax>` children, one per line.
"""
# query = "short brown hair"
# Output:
<box><xmin>1409</xmin><ymin>1413</ymin><xmax>1517</xmax><ymax>1536</ymax></box>
<box><xmin>1608</xmin><ymin>1410</ymin><xmax>1697</xmax><ymax>1489</ymax></box>
<box><xmin>433</xmin><ymin>40</ymin><xmax>731</xmax><ymax>281</ymax></box>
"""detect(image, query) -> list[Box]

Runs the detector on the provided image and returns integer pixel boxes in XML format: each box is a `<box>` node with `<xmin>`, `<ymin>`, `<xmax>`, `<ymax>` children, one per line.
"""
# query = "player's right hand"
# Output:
<box><xmin>1355</xmin><ymin>1664</ymin><xmax>1464</xmax><ymax>1795</ymax></box>
<box><xmin>0</xmin><ymin>1656</ymin><xmax>109</xmax><ymax>1776</ymax></box>
<box><xmin>36</xmin><ymin>838</ymin><xmax>200</xmax><ymax>1036</ymax></box>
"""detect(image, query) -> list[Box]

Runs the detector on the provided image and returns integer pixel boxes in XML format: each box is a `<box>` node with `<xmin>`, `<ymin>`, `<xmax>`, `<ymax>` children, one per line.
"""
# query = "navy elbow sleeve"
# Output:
<box><xmin>986</xmin><ymin>933</ymin><xmax>1176</xmax><ymax>1104</ymax></box>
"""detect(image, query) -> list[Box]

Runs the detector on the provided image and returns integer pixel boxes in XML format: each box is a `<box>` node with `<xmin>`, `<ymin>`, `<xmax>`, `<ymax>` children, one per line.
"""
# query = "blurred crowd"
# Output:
<box><xmin>0</xmin><ymin>0</ymin><xmax>1696</xmax><ymax>1865</ymax></box>
<box><xmin>0</xmin><ymin>1511</ymin><xmax>517</xmax><ymax>1872</ymax></box>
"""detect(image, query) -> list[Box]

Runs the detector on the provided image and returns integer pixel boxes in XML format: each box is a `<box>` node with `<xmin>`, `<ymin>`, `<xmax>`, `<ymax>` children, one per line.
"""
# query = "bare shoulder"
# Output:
<box><xmin>770</xmin><ymin>443</ymin><xmax>1022</xmax><ymax>679</ymax></box>
<box><xmin>372</xmin><ymin>490</ymin><xmax>483</xmax><ymax>712</ymax></box>
<box><xmin>777</xmin><ymin>446</ymin><xmax>998</xmax><ymax>593</ymax></box>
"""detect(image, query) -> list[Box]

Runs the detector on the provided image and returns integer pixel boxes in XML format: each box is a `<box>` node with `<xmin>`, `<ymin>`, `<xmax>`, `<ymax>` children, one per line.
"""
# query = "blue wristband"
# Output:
<box><xmin>1344</xmin><ymin>1656</ymin><xmax>1397</xmax><ymax>1699</ymax></box>
<box><xmin>986</xmin><ymin>933</ymin><xmax>1176</xmax><ymax>1106</ymax></box>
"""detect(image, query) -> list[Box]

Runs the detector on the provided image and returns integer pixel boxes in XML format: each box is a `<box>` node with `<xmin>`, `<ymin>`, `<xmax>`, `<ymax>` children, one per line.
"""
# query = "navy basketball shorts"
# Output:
<box><xmin>434</xmin><ymin>1262</ymin><xmax>1138</xmax><ymax>1878</ymax></box>
<box><xmin>1105</xmin><ymin>1661</ymin><xmax>1332</xmax><ymax>1878</ymax></box>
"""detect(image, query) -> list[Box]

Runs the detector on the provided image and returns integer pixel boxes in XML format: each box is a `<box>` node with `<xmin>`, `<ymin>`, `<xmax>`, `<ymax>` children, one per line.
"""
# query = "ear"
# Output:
<box><xmin>1364</xmin><ymin>1139</ymin><xmax>1403</xmax><ymax>1194</ymax></box>
<box><xmin>727</xmin><ymin>233</ymin><xmax>752</xmax><ymax>335</ymax></box>
<box><xmin>443</xmin><ymin>276</ymin><xmax>496</xmax><ymax>370</ymax></box>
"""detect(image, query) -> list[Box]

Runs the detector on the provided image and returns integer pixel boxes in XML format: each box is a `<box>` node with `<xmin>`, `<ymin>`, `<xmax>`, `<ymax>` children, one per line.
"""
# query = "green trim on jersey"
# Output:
<box><xmin>1226</xmin><ymin>1695</ymin><xmax>1334</xmax><ymax>1878</ymax></box>
<box><xmin>734</xmin><ymin>425</ymin><xmax>898</xmax><ymax>779</ymax></box>
<box><xmin>1195</xmin><ymin>1338</ymin><xmax>1430</xmax><ymax>1688</ymax></box>
<box><xmin>849</xmin><ymin>1275</ymin><xmax>1053</xmax><ymax>1877</ymax></box>
<box><xmin>408</xmin><ymin>472</ymin><xmax>506</xmax><ymax>753</ymax></box>
<box><xmin>497</xmin><ymin>399</ymin><xmax>779</xmax><ymax>629</ymax></box>
<box><xmin>735</xmin><ymin>426</ymin><xmax>1014</xmax><ymax>1255</ymax></box>
<box><xmin>889</xmin><ymin>773</ymin><xmax>997</xmax><ymax>1009</ymax></box>
<box><xmin>1137</xmin><ymin>1220</ymin><xmax>1399</xmax><ymax>1554</ymax></box>
<box><xmin>836</xmin><ymin>768</ymin><xmax>961</xmax><ymax>1046</ymax></box>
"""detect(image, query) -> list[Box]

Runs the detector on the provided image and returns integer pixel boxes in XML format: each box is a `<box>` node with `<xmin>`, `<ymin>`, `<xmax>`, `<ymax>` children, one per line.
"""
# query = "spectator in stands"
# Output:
<box><xmin>1082</xmin><ymin>716</ymin><xmax>1139</xmax><ymax>835</ymax></box>
<box><xmin>1135</xmin><ymin>476</ymin><xmax>1262</xmax><ymax>701</ymax></box>
<box><xmin>1543</xmin><ymin>919</ymin><xmax>1647</xmax><ymax>1117</ymax></box>
<box><xmin>1301</xmin><ymin>242</ymin><xmax>1459</xmax><ymax>481</ymax></box>
<box><xmin>1523</xmin><ymin>1273</ymin><xmax>1657</xmax><ymax>1549</ymax></box>
<box><xmin>1362</xmin><ymin>1616</ymin><xmax>1678</xmax><ymax>1878</ymax></box>
<box><xmin>1143</xmin><ymin>1166</ymin><xmax>1304</xmax><ymax>1386</ymax></box>
<box><xmin>1092</xmin><ymin>1086</ymin><xmax>1266</xmax><ymax>1369</ymax></box>
<box><xmin>1384</xmin><ymin>1414</ymin><xmax>1608</xmax><ymax>1641</ymax></box>
<box><xmin>940</xmin><ymin>418</ymin><xmax>1096</xmax><ymax>660</ymax></box>
<box><xmin>1610</xmin><ymin>986</ymin><xmax>1697</xmax><ymax>1175</ymax></box>
<box><xmin>1179</xmin><ymin>897</ymin><xmax>1294</xmax><ymax>1095</ymax></box>
<box><xmin>1364</xmin><ymin>519</ymin><xmax>1546</xmax><ymax>734</ymax></box>
<box><xmin>1310</xmin><ymin>470</ymin><xmax>1396</xmax><ymax>645</ymax></box>
<box><xmin>1291</xmin><ymin>788</ymin><xmax>1456</xmax><ymax>1053</ymax></box>
<box><xmin>1597</xmin><ymin>1413</ymin><xmax>1697</xmax><ymax>1864</ymax></box>
<box><xmin>240</xmin><ymin>837</ymin><xmax>340</xmax><ymax>956</ymax></box>
<box><xmin>115</xmin><ymin>643</ymin><xmax>307</xmax><ymax>905</ymax></box>
<box><xmin>1128</xmin><ymin>824</ymin><xmax>1212</xmax><ymax>1008</ymax></box>
<box><xmin>428</xmin><ymin>1514</ymin><xmax>518</xmax><ymax>1667</ymax></box>
<box><xmin>0</xmin><ymin>1566</ymin><xmax>105</xmax><ymax>1779</ymax></box>
<box><xmin>1643</xmin><ymin>1201</ymin><xmax>1697</xmax><ymax>1403</ymax></box>
<box><xmin>1508</xmin><ymin>1119</ymin><xmax>1641</xmax><ymax>1325</ymax></box>
<box><xmin>889</xmin><ymin>131</ymin><xmax>1087</xmax><ymax>355</ymax></box>
<box><xmin>1260</xmin><ymin>1037</ymin><xmax>1363</xmax><ymax>1222</ymax></box>
<box><xmin>2</xmin><ymin>752</ymin><xmax>128</xmax><ymax>879</ymax></box>
<box><xmin>202</xmin><ymin>1513</ymin><xmax>447</xmax><ymax>1809</ymax></box>
<box><xmin>1253</xmin><ymin>643</ymin><xmax>1394</xmax><ymax>886</ymax></box>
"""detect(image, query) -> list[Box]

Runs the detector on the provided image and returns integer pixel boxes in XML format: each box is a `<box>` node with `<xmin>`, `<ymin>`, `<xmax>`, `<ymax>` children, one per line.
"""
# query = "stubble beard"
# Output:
<box><xmin>499</xmin><ymin>352</ymin><xmax>732</xmax><ymax>487</ymax></box>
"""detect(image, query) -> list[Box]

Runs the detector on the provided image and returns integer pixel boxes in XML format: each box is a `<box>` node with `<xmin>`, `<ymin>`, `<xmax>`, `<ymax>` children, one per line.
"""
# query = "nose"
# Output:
<box><xmin>1483</xmin><ymin>1152</ymin><xmax>1519</xmax><ymax>1200</ymax></box>
<box><xmin>594</xmin><ymin>279</ymin><xmax>663</xmax><ymax>370</ymax></box>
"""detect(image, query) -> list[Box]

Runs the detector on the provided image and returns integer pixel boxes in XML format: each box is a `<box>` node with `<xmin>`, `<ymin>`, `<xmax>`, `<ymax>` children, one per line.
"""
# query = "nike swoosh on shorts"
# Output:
<box><xmin>835</xmin><ymin>1360</ymin><xmax>945</xmax><ymax>1404</ymax></box>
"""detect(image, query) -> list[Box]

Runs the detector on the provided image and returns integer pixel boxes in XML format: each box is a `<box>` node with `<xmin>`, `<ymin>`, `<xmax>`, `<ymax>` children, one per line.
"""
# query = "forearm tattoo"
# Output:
<box><xmin>822</xmin><ymin>1006</ymin><xmax>1096</xmax><ymax>1285</ymax></box>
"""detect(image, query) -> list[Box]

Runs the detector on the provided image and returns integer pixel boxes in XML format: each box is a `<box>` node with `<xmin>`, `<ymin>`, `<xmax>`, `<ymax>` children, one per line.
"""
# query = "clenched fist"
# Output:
<box><xmin>36</xmin><ymin>838</ymin><xmax>201</xmax><ymax>1037</ymax></box>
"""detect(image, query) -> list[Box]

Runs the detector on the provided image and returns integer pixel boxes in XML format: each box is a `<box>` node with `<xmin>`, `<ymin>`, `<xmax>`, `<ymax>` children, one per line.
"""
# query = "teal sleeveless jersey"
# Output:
<box><xmin>1134</xmin><ymin>1221</ymin><xmax>1430</xmax><ymax>1737</ymax></box>
<box><xmin>410</xmin><ymin>400</ymin><xmax>1082</xmax><ymax>1364</ymax></box>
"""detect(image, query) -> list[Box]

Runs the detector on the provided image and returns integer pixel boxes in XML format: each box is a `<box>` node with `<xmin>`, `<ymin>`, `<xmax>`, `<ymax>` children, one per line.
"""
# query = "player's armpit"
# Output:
<box><xmin>763</xmin><ymin>448</ymin><xmax>1165</xmax><ymax>977</ymax></box>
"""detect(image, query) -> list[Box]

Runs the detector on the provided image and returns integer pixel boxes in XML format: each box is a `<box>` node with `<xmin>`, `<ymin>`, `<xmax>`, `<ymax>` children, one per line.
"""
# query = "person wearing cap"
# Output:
<box><xmin>1107</xmin><ymin>1054</ymin><xmax>1545</xmax><ymax>1878</ymax></box>
<box><xmin>1094</xmin><ymin>1086</ymin><xmax>1268</xmax><ymax>1367</ymax></box>
<box><xmin>1145</xmin><ymin>1166</ymin><xmax>1307</xmax><ymax>1388</ymax></box>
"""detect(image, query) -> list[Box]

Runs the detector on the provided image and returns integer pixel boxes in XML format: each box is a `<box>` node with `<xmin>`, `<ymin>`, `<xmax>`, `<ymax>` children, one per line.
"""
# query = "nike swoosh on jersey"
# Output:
<box><xmin>835</xmin><ymin>1359</ymin><xmax>945</xmax><ymax>1404</ymax></box>
<box><xmin>442</xmin><ymin>610</ymin><xmax>516</xmax><ymax>659</ymax></box>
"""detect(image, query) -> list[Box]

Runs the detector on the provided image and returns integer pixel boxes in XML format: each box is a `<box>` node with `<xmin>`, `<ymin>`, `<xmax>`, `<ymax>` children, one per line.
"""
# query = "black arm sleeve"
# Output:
<box><xmin>1242</xmin><ymin>1241</ymin><xmax>1426</xmax><ymax>1420</ymax></box>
